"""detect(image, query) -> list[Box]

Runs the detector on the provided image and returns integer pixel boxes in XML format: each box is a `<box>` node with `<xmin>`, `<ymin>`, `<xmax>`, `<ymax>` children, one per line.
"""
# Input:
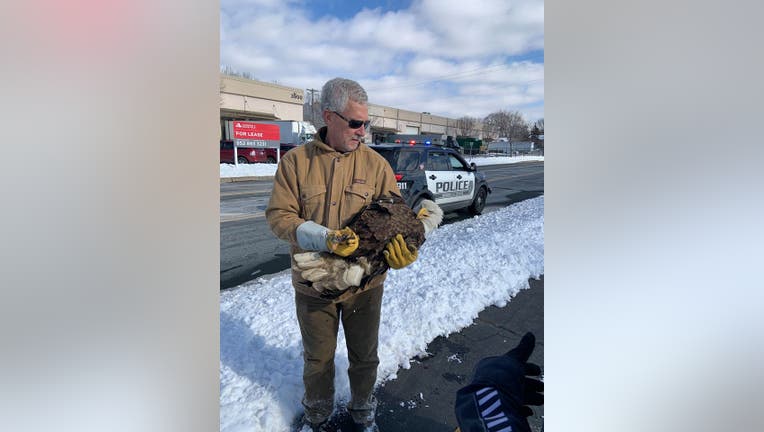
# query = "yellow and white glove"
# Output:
<box><xmin>296</xmin><ymin>221</ymin><xmax>359</xmax><ymax>257</ymax></box>
<box><xmin>325</xmin><ymin>227</ymin><xmax>359</xmax><ymax>257</ymax></box>
<box><xmin>383</xmin><ymin>234</ymin><xmax>418</xmax><ymax>269</ymax></box>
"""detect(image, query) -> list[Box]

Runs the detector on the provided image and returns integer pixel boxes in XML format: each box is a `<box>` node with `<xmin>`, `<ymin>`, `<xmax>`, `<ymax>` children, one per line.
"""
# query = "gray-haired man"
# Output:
<box><xmin>266</xmin><ymin>78</ymin><xmax>418</xmax><ymax>431</ymax></box>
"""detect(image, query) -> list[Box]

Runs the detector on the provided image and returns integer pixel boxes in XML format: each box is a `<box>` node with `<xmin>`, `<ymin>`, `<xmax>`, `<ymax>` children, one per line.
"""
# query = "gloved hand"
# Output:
<box><xmin>454</xmin><ymin>332</ymin><xmax>543</xmax><ymax>432</ymax></box>
<box><xmin>472</xmin><ymin>332</ymin><xmax>544</xmax><ymax>417</ymax></box>
<box><xmin>293</xmin><ymin>252</ymin><xmax>367</xmax><ymax>294</ymax></box>
<box><xmin>325</xmin><ymin>227</ymin><xmax>359</xmax><ymax>257</ymax></box>
<box><xmin>383</xmin><ymin>234</ymin><xmax>418</xmax><ymax>269</ymax></box>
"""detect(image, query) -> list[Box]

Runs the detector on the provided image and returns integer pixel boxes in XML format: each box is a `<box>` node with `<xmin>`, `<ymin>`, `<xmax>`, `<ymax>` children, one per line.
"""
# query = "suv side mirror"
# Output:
<box><xmin>470</xmin><ymin>162</ymin><xmax>477</xmax><ymax>171</ymax></box>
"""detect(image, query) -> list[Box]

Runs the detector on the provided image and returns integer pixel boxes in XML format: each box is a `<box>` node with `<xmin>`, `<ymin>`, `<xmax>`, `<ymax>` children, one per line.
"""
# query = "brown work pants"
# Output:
<box><xmin>295</xmin><ymin>286</ymin><xmax>383</xmax><ymax>425</ymax></box>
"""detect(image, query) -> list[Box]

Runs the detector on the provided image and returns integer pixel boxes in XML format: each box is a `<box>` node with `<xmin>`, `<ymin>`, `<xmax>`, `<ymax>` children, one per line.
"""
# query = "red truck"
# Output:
<box><xmin>220</xmin><ymin>140</ymin><xmax>298</xmax><ymax>164</ymax></box>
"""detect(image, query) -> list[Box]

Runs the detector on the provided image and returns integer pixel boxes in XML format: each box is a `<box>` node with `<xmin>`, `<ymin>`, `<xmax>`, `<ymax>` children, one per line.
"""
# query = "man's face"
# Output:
<box><xmin>323</xmin><ymin>100</ymin><xmax>368</xmax><ymax>153</ymax></box>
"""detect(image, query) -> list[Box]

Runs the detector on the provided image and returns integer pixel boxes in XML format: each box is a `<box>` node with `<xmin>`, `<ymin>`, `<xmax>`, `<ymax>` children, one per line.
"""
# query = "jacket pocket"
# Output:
<box><xmin>299</xmin><ymin>185</ymin><xmax>326</xmax><ymax>220</ymax></box>
<box><xmin>343</xmin><ymin>184</ymin><xmax>374</xmax><ymax>220</ymax></box>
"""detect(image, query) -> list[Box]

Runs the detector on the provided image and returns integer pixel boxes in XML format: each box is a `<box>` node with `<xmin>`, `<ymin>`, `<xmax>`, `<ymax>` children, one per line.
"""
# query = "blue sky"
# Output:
<box><xmin>303</xmin><ymin>0</ymin><xmax>413</xmax><ymax>20</ymax></box>
<box><xmin>220</xmin><ymin>0</ymin><xmax>544</xmax><ymax>122</ymax></box>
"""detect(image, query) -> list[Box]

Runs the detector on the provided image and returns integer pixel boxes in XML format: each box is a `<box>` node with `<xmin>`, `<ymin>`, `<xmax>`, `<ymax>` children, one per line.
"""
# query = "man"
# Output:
<box><xmin>266</xmin><ymin>78</ymin><xmax>418</xmax><ymax>432</ymax></box>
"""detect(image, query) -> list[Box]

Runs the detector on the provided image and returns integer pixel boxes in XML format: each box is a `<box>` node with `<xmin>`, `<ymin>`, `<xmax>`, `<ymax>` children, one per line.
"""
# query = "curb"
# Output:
<box><xmin>220</xmin><ymin>191</ymin><xmax>273</xmax><ymax>198</ymax></box>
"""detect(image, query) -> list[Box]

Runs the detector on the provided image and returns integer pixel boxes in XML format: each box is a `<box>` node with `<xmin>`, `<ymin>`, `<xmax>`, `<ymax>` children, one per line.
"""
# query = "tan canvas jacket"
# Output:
<box><xmin>265</xmin><ymin>128</ymin><xmax>400</xmax><ymax>300</ymax></box>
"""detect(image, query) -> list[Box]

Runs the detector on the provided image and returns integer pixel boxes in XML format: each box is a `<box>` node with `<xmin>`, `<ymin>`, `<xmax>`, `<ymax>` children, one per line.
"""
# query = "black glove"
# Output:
<box><xmin>455</xmin><ymin>332</ymin><xmax>543</xmax><ymax>432</ymax></box>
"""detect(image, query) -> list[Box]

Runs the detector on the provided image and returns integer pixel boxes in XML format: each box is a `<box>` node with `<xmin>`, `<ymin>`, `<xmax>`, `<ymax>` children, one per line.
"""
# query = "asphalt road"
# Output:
<box><xmin>220</xmin><ymin>161</ymin><xmax>543</xmax><ymax>289</ymax></box>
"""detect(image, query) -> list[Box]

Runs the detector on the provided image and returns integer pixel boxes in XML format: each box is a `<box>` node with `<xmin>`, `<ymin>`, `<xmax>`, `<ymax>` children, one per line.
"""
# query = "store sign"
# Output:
<box><xmin>233</xmin><ymin>122</ymin><xmax>281</xmax><ymax>141</ymax></box>
<box><xmin>232</xmin><ymin>121</ymin><xmax>281</xmax><ymax>148</ymax></box>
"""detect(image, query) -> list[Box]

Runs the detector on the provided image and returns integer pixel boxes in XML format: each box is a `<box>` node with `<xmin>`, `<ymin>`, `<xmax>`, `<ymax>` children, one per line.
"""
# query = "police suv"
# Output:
<box><xmin>370</xmin><ymin>142</ymin><xmax>492</xmax><ymax>215</ymax></box>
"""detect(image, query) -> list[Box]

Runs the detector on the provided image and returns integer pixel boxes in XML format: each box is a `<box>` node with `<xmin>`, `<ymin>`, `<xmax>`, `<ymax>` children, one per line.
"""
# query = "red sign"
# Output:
<box><xmin>232</xmin><ymin>122</ymin><xmax>281</xmax><ymax>141</ymax></box>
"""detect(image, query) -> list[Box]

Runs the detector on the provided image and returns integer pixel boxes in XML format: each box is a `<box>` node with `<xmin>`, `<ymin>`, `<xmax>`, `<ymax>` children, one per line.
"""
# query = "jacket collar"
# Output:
<box><xmin>313</xmin><ymin>127</ymin><xmax>335</xmax><ymax>153</ymax></box>
<box><xmin>312</xmin><ymin>126</ymin><xmax>365</xmax><ymax>155</ymax></box>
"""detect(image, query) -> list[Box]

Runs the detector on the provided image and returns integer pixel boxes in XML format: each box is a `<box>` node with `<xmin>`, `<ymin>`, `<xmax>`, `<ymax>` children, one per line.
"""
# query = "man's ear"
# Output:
<box><xmin>321</xmin><ymin>109</ymin><xmax>332</xmax><ymax>125</ymax></box>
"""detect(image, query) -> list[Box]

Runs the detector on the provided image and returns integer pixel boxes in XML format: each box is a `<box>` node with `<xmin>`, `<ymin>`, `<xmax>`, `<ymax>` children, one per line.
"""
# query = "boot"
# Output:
<box><xmin>297</xmin><ymin>415</ymin><xmax>338</xmax><ymax>432</ymax></box>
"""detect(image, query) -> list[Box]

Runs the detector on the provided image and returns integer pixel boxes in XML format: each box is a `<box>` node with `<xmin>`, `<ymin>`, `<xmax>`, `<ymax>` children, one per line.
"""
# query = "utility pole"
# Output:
<box><xmin>306</xmin><ymin>88</ymin><xmax>318</xmax><ymax>123</ymax></box>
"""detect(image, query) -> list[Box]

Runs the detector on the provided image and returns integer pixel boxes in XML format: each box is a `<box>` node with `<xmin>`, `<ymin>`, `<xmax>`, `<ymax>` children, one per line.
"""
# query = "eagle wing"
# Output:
<box><xmin>347</xmin><ymin>195</ymin><xmax>425</xmax><ymax>274</ymax></box>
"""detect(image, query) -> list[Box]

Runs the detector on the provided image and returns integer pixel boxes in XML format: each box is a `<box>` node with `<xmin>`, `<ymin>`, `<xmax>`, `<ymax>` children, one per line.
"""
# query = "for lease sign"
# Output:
<box><xmin>232</xmin><ymin>122</ymin><xmax>281</xmax><ymax>141</ymax></box>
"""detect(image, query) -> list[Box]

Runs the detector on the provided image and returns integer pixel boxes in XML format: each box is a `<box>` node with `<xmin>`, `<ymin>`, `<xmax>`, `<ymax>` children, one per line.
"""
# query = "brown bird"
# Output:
<box><xmin>293</xmin><ymin>194</ymin><xmax>443</xmax><ymax>297</ymax></box>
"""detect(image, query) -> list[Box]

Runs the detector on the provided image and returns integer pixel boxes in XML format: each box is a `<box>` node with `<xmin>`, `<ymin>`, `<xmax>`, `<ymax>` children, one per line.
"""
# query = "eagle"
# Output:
<box><xmin>293</xmin><ymin>195</ymin><xmax>443</xmax><ymax>298</ymax></box>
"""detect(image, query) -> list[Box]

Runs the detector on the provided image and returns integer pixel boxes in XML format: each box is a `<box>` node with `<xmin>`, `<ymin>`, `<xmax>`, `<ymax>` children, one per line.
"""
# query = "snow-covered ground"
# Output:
<box><xmin>220</xmin><ymin>154</ymin><xmax>544</xmax><ymax>178</ymax></box>
<box><xmin>220</xmin><ymin>196</ymin><xmax>544</xmax><ymax>432</ymax></box>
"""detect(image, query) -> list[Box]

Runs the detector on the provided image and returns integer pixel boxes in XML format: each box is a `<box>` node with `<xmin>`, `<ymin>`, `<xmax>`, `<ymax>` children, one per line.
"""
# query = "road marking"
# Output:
<box><xmin>487</xmin><ymin>171</ymin><xmax>542</xmax><ymax>182</ymax></box>
<box><xmin>220</xmin><ymin>211</ymin><xmax>265</xmax><ymax>223</ymax></box>
<box><xmin>220</xmin><ymin>190</ymin><xmax>272</xmax><ymax>198</ymax></box>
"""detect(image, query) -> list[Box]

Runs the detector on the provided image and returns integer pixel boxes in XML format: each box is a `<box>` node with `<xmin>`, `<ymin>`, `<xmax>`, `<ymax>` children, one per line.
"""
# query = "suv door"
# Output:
<box><xmin>424</xmin><ymin>149</ymin><xmax>475</xmax><ymax>207</ymax></box>
<box><xmin>447</xmin><ymin>152</ymin><xmax>476</xmax><ymax>207</ymax></box>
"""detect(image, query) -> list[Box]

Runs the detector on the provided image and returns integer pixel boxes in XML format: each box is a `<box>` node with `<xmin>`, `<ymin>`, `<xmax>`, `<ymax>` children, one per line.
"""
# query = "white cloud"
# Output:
<box><xmin>413</xmin><ymin>0</ymin><xmax>544</xmax><ymax>57</ymax></box>
<box><xmin>220</xmin><ymin>0</ymin><xmax>544</xmax><ymax>120</ymax></box>
<box><xmin>349</xmin><ymin>8</ymin><xmax>438</xmax><ymax>52</ymax></box>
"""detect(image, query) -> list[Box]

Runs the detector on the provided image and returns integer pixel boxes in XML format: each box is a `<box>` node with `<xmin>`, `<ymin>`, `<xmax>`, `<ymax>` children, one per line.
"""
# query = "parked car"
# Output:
<box><xmin>370</xmin><ymin>143</ymin><xmax>492</xmax><ymax>215</ymax></box>
<box><xmin>220</xmin><ymin>140</ymin><xmax>267</xmax><ymax>164</ymax></box>
<box><xmin>266</xmin><ymin>143</ymin><xmax>299</xmax><ymax>162</ymax></box>
<box><xmin>220</xmin><ymin>141</ymin><xmax>299</xmax><ymax>164</ymax></box>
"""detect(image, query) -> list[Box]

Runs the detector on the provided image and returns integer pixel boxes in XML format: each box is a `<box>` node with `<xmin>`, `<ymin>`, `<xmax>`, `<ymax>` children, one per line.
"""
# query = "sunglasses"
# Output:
<box><xmin>333</xmin><ymin>111</ymin><xmax>371</xmax><ymax>130</ymax></box>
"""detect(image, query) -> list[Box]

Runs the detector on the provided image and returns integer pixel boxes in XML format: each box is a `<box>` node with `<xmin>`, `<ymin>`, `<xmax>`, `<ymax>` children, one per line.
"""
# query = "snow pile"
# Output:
<box><xmin>220</xmin><ymin>196</ymin><xmax>544</xmax><ymax>432</ymax></box>
<box><xmin>220</xmin><ymin>163</ymin><xmax>277</xmax><ymax>178</ymax></box>
<box><xmin>463</xmin><ymin>155</ymin><xmax>544</xmax><ymax>166</ymax></box>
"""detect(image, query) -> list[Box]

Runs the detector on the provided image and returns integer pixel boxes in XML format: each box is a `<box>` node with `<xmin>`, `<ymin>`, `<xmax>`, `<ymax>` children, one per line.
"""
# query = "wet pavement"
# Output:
<box><xmin>325</xmin><ymin>276</ymin><xmax>544</xmax><ymax>432</ymax></box>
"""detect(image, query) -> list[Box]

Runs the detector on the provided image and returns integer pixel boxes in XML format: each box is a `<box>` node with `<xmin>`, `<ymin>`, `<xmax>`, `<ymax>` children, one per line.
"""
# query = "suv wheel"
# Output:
<box><xmin>266</xmin><ymin>156</ymin><xmax>276</xmax><ymax>164</ymax></box>
<box><xmin>237</xmin><ymin>156</ymin><xmax>248</xmax><ymax>164</ymax></box>
<box><xmin>468</xmin><ymin>187</ymin><xmax>487</xmax><ymax>215</ymax></box>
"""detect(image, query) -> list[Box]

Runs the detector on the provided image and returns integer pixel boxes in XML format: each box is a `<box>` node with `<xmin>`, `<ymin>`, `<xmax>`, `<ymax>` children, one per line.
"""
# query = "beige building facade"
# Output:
<box><xmin>220</xmin><ymin>74</ymin><xmax>479</xmax><ymax>142</ymax></box>
<box><xmin>220</xmin><ymin>75</ymin><xmax>306</xmax><ymax>139</ymax></box>
<box><xmin>366</xmin><ymin>105</ymin><xmax>468</xmax><ymax>143</ymax></box>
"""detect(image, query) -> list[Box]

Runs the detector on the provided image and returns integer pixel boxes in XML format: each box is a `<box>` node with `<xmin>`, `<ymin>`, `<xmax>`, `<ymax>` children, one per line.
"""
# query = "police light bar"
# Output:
<box><xmin>409</xmin><ymin>140</ymin><xmax>416</xmax><ymax>145</ymax></box>
<box><xmin>424</xmin><ymin>140</ymin><xmax>431</xmax><ymax>145</ymax></box>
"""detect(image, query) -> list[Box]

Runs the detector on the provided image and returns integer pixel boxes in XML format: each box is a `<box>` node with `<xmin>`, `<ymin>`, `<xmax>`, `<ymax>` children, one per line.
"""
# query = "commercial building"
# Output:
<box><xmin>220</xmin><ymin>74</ymin><xmax>480</xmax><ymax>142</ymax></box>
<box><xmin>220</xmin><ymin>74</ymin><xmax>306</xmax><ymax>138</ymax></box>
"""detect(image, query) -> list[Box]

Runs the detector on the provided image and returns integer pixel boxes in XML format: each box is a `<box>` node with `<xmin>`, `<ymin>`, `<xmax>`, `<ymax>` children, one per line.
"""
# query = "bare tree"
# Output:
<box><xmin>303</xmin><ymin>95</ymin><xmax>324</xmax><ymax>128</ymax></box>
<box><xmin>302</xmin><ymin>89</ymin><xmax>324</xmax><ymax>127</ymax></box>
<box><xmin>482</xmin><ymin>110</ymin><xmax>529</xmax><ymax>141</ymax></box>
<box><xmin>531</xmin><ymin>118</ymin><xmax>544</xmax><ymax>151</ymax></box>
<box><xmin>455</xmin><ymin>116</ymin><xmax>480</xmax><ymax>138</ymax></box>
<box><xmin>220</xmin><ymin>64</ymin><xmax>258</xmax><ymax>81</ymax></box>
